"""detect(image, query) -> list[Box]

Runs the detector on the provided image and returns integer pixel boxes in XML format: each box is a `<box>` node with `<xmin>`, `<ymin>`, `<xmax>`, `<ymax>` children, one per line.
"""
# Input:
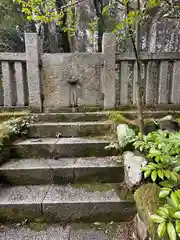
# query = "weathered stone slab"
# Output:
<box><xmin>0</xmin><ymin>157</ymin><xmax>123</xmax><ymax>185</ymax></box>
<box><xmin>171</xmin><ymin>60</ymin><xmax>180</xmax><ymax>104</ymax></box>
<box><xmin>47</xmin><ymin>158</ymin><xmax>75</xmax><ymax>184</ymax></box>
<box><xmin>1</xmin><ymin>61</ymin><xmax>15</xmax><ymax>106</ymax></box>
<box><xmin>2</xmin><ymin>222</ymin><xmax>135</xmax><ymax>240</ymax></box>
<box><xmin>42</xmin><ymin>52</ymin><xmax>103</xmax><ymax>110</ymax></box>
<box><xmin>120</xmin><ymin>61</ymin><xmax>129</xmax><ymax>105</ymax></box>
<box><xmin>158</xmin><ymin>61</ymin><xmax>169</xmax><ymax>104</ymax></box>
<box><xmin>13</xmin><ymin>138</ymin><xmax>114</xmax><ymax>158</ymax></box>
<box><xmin>33</xmin><ymin>112</ymin><xmax>109</xmax><ymax>123</ymax></box>
<box><xmin>0</xmin><ymin>185</ymin><xmax>50</xmax><ymax>222</ymax></box>
<box><xmin>13</xmin><ymin>138</ymin><xmax>57</xmax><ymax>158</ymax></box>
<box><xmin>0</xmin><ymin>159</ymin><xmax>52</xmax><ymax>185</ymax></box>
<box><xmin>4</xmin><ymin>224</ymin><xmax>70</xmax><ymax>240</ymax></box>
<box><xmin>146</xmin><ymin>60</ymin><xmax>159</xmax><ymax>104</ymax></box>
<box><xmin>14</xmin><ymin>62</ymin><xmax>26</xmax><ymax>107</ymax></box>
<box><xmin>28</xmin><ymin>122</ymin><xmax>111</xmax><ymax>138</ymax></box>
<box><xmin>42</xmin><ymin>184</ymin><xmax>136</xmax><ymax>222</ymax></box>
<box><xmin>74</xmin><ymin>157</ymin><xmax>124</xmax><ymax>183</ymax></box>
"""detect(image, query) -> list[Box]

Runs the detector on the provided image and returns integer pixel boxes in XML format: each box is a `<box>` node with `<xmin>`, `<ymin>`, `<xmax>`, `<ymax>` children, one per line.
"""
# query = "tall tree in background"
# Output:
<box><xmin>93</xmin><ymin>0</ymin><xmax>104</xmax><ymax>52</ymax></box>
<box><xmin>0</xmin><ymin>0</ymin><xmax>37</xmax><ymax>52</ymax></box>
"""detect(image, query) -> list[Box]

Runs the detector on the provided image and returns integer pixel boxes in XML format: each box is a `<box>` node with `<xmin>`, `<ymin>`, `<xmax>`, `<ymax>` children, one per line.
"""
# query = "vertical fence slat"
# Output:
<box><xmin>9</xmin><ymin>62</ymin><xmax>17</xmax><ymax>106</ymax></box>
<box><xmin>171</xmin><ymin>60</ymin><xmax>180</xmax><ymax>104</ymax></box>
<box><xmin>0</xmin><ymin>64</ymin><xmax>4</xmax><ymax>106</ymax></box>
<box><xmin>133</xmin><ymin>62</ymin><xmax>137</xmax><ymax>104</ymax></box>
<box><xmin>120</xmin><ymin>61</ymin><xmax>129</xmax><ymax>105</ymax></box>
<box><xmin>1</xmin><ymin>61</ymin><xmax>12</xmax><ymax>106</ymax></box>
<box><xmin>146</xmin><ymin>60</ymin><xmax>159</xmax><ymax>104</ymax></box>
<box><xmin>15</xmin><ymin>62</ymin><xmax>26</xmax><ymax>106</ymax></box>
<box><xmin>158</xmin><ymin>61</ymin><xmax>169</xmax><ymax>104</ymax></box>
<box><xmin>115</xmin><ymin>63</ymin><xmax>120</xmax><ymax>108</ymax></box>
<box><xmin>22</xmin><ymin>62</ymin><xmax>29</xmax><ymax>106</ymax></box>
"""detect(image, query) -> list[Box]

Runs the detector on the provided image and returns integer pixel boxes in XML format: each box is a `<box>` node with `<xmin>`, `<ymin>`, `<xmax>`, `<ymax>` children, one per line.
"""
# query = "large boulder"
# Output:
<box><xmin>116</xmin><ymin>124</ymin><xmax>135</xmax><ymax>148</ymax></box>
<box><xmin>143</xmin><ymin>122</ymin><xmax>159</xmax><ymax>135</ymax></box>
<box><xmin>158</xmin><ymin>115</ymin><xmax>179</xmax><ymax>132</ymax></box>
<box><xmin>123</xmin><ymin>151</ymin><xmax>147</xmax><ymax>188</ymax></box>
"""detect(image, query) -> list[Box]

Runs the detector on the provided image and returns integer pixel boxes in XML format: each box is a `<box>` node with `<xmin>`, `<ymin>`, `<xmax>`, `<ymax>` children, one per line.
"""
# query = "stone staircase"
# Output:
<box><xmin>0</xmin><ymin>112</ymin><xmax>136</xmax><ymax>224</ymax></box>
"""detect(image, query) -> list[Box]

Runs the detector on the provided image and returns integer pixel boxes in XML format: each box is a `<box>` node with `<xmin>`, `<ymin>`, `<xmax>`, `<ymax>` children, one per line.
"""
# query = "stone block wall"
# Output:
<box><xmin>0</xmin><ymin>33</ymin><xmax>117</xmax><ymax>112</ymax></box>
<box><xmin>42</xmin><ymin>34</ymin><xmax>117</xmax><ymax>111</ymax></box>
<box><xmin>42</xmin><ymin>53</ymin><xmax>106</xmax><ymax>110</ymax></box>
<box><xmin>1</xmin><ymin>32</ymin><xmax>180</xmax><ymax>112</ymax></box>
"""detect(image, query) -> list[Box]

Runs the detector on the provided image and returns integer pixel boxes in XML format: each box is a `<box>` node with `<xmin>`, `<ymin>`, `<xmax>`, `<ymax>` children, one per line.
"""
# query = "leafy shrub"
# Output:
<box><xmin>0</xmin><ymin>116</ymin><xmax>33</xmax><ymax>151</ymax></box>
<box><xmin>134</xmin><ymin>130</ymin><xmax>180</xmax><ymax>240</ymax></box>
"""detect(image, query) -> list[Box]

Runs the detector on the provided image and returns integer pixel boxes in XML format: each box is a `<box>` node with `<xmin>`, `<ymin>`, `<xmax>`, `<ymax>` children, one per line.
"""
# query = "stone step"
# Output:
<box><xmin>28</xmin><ymin>122</ymin><xmax>112</xmax><ymax>138</ymax></box>
<box><xmin>31</xmin><ymin>111</ymin><xmax>180</xmax><ymax>123</ymax></box>
<box><xmin>0</xmin><ymin>157</ymin><xmax>123</xmax><ymax>185</ymax></box>
<box><xmin>13</xmin><ymin>138</ymin><xmax>117</xmax><ymax>158</ymax></box>
<box><xmin>0</xmin><ymin>221</ymin><xmax>135</xmax><ymax>240</ymax></box>
<box><xmin>33</xmin><ymin>112</ymin><xmax>109</xmax><ymax>123</ymax></box>
<box><xmin>0</xmin><ymin>184</ymin><xmax>136</xmax><ymax>223</ymax></box>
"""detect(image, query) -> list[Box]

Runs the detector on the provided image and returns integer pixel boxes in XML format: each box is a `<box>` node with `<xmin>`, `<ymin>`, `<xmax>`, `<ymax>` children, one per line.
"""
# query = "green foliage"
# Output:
<box><xmin>15</xmin><ymin>0</ymin><xmax>77</xmax><ymax>36</ymax></box>
<box><xmin>0</xmin><ymin>116</ymin><xmax>33</xmax><ymax>150</ymax></box>
<box><xmin>134</xmin><ymin>130</ymin><xmax>180</xmax><ymax>240</ymax></box>
<box><xmin>0</xmin><ymin>0</ymin><xmax>27</xmax><ymax>52</ymax></box>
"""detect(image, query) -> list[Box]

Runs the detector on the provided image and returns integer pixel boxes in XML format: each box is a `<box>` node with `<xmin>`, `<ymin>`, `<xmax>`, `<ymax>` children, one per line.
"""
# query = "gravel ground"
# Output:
<box><xmin>0</xmin><ymin>220</ymin><xmax>136</xmax><ymax>240</ymax></box>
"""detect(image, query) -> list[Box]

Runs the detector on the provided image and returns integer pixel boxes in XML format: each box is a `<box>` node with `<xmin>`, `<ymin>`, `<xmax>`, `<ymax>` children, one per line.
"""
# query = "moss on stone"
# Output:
<box><xmin>108</xmin><ymin>111</ymin><xmax>132</xmax><ymax>124</ymax></box>
<box><xmin>0</xmin><ymin>111</ymin><xmax>29</xmax><ymax>122</ymax></box>
<box><xmin>134</xmin><ymin>183</ymin><xmax>165</xmax><ymax>236</ymax></box>
<box><xmin>28</xmin><ymin>222</ymin><xmax>48</xmax><ymax>232</ymax></box>
<box><xmin>176</xmin><ymin>117</ymin><xmax>180</xmax><ymax>123</ymax></box>
<box><xmin>115</xmin><ymin>184</ymin><xmax>134</xmax><ymax>201</ymax></box>
<box><xmin>72</xmin><ymin>183</ymin><xmax>115</xmax><ymax>192</ymax></box>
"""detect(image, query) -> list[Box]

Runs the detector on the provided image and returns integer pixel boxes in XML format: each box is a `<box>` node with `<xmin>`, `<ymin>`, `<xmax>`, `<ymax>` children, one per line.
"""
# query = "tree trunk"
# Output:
<box><xmin>93</xmin><ymin>0</ymin><xmax>104</xmax><ymax>52</ymax></box>
<box><xmin>134</xmin><ymin>0</ymin><xmax>143</xmax><ymax>138</ymax></box>
<box><xmin>56</xmin><ymin>0</ymin><xmax>71</xmax><ymax>52</ymax></box>
<box><xmin>127</xmin><ymin>0</ymin><xmax>144</xmax><ymax>138</ymax></box>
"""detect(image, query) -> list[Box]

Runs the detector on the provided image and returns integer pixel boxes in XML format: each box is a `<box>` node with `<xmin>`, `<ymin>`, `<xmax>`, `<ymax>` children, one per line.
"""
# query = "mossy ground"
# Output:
<box><xmin>0</xmin><ymin>111</ymin><xmax>29</xmax><ymax>123</ymax></box>
<box><xmin>72</xmin><ymin>183</ymin><xmax>115</xmax><ymax>192</ymax></box>
<box><xmin>28</xmin><ymin>218</ymin><xmax>48</xmax><ymax>231</ymax></box>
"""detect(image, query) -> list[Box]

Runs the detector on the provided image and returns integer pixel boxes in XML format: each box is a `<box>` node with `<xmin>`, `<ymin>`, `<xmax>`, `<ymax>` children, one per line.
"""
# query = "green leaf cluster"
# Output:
<box><xmin>134</xmin><ymin>130</ymin><xmax>180</xmax><ymax>240</ymax></box>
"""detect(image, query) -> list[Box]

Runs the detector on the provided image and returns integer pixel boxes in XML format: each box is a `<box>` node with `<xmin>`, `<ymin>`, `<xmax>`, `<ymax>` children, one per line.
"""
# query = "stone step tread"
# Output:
<box><xmin>33</xmin><ymin>112</ymin><xmax>109</xmax><ymax>116</ymax></box>
<box><xmin>14</xmin><ymin>137</ymin><xmax>109</xmax><ymax>146</ymax></box>
<box><xmin>29</xmin><ymin>122</ymin><xmax>111</xmax><ymax>126</ymax></box>
<box><xmin>0</xmin><ymin>157</ymin><xmax>123</xmax><ymax>185</ymax></box>
<box><xmin>0</xmin><ymin>184</ymin><xmax>135</xmax><ymax>222</ymax></box>
<box><xmin>32</xmin><ymin>112</ymin><xmax>109</xmax><ymax>122</ymax></box>
<box><xmin>0</xmin><ymin>222</ymin><xmax>135</xmax><ymax>240</ymax></box>
<box><xmin>0</xmin><ymin>157</ymin><xmax>122</xmax><ymax>170</ymax></box>
<box><xmin>13</xmin><ymin>138</ymin><xmax>117</xmax><ymax>158</ymax></box>
<box><xmin>0</xmin><ymin>184</ymin><xmax>132</xmax><ymax>204</ymax></box>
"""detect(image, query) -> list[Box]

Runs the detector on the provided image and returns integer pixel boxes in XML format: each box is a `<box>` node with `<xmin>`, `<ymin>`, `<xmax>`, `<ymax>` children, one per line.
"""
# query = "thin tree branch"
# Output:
<box><xmin>126</xmin><ymin>0</ymin><xmax>144</xmax><ymax>137</ymax></box>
